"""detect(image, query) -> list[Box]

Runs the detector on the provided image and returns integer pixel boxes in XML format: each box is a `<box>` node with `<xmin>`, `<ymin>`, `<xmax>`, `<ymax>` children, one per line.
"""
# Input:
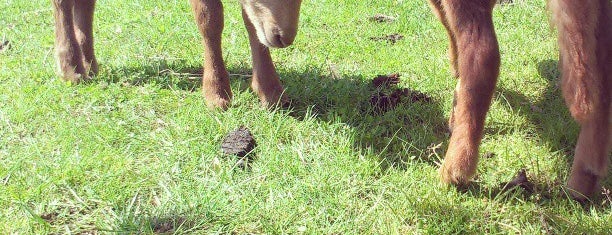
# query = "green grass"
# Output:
<box><xmin>1</xmin><ymin>0</ymin><xmax>611</xmax><ymax>233</ymax></box>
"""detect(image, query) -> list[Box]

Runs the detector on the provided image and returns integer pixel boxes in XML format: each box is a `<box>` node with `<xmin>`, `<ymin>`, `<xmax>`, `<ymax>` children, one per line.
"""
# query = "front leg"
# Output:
<box><xmin>436</xmin><ymin>0</ymin><xmax>500</xmax><ymax>186</ymax></box>
<box><xmin>567</xmin><ymin>113</ymin><xmax>610</xmax><ymax>201</ymax></box>
<box><xmin>428</xmin><ymin>0</ymin><xmax>459</xmax><ymax>78</ymax></box>
<box><xmin>73</xmin><ymin>0</ymin><xmax>98</xmax><ymax>76</ymax></box>
<box><xmin>190</xmin><ymin>0</ymin><xmax>232</xmax><ymax>110</ymax></box>
<box><xmin>53</xmin><ymin>0</ymin><xmax>87</xmax><ymax>83</ymax></box>
<box><xmin>550</xmin><ymin>0</ymin><xmax>612</xmax><ymax>200</ymax></box>
<box><xmin>242</xmin><ymin>9</ymin><xmax>288</xmax><ymax>108</ymax></box>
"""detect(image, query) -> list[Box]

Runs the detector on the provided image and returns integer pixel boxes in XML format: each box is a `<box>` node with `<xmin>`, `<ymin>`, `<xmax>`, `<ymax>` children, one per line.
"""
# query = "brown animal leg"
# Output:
<box><xmin>436</xmin><ymin>0</ymin><xmax>500</xmax><ymax>186</ymax></box>
<box><xmin>428</xmin><ymin>0</ymin><xmax>459</xmax><ymax>78</ymax></box>
<box><xmin>242</xmin><ymin>9</ymin><xmax>287</xmax><ymax>108</ymax></box>
<box><xmin>53</xmin><ymin>0</ymin><xmax>87</xmax><ymax>83</ymax></box>
<box><xmin>190</xmin><ymin>0</ymin><xmax>232</xmax><ymax>109</ymax></box>
<box><xmin>73</xmin><ymin>0</ymin><xmax>98</xmax><ymax>76</ymax></box>
<box><xmin>551</xmin><ymin>0</ymin><xmax>611</xmax><ymax>199</ymax></box>
<box><xmin>568</xmin><ymin>113</ymin><xmax>610</xmax><ymax>200</ymax></box>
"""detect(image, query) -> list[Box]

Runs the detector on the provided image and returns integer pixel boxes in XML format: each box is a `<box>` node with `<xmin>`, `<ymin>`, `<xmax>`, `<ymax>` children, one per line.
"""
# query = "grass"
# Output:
<box><xmin>1</xmin><ymin>0</ymin><xmax>611</xmax><ymax>233</ymax></box>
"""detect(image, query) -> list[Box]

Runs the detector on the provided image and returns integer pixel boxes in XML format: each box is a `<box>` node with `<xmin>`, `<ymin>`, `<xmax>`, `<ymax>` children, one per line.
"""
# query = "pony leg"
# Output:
<box><xmin>568</xmin><ymin>112</ymin><xmax>610</xmax><ymax>200</ymax></box>
<box><xmin>551</xmin><ymin>0</ymin><xmax>611</xmax><ymax>200</ymax></box>
<box><xmin>73</xmin><ymin>0</ymin><xmax>97</xmax><ymax>76</ymax></box>
<box><xmin>189</xmin><ymin>0</ymin><xmax>232</xmax><ymax>109</ymax></box>
<box><xmin>437</xmin><ymin>0</ymin><xmax>500</xmax><ymax>186</ymax></box>
<box><xmin>242</xmin><ymin>9</ymin><xmax>287</xmax><ymax>108</ymax></box>
<box><xmin>428</xmin><ymin>0</ymin><xmax>459</xmax><ymax>78</ymax></box>
<box><xmin>53</xmin><ymin>0</ymin><xmax>87</xmax><ymax>83</ymax></box>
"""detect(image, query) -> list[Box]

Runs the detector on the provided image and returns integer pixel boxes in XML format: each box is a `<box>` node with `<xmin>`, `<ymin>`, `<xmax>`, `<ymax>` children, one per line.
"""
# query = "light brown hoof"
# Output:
<box><xmin>203</xmin><ymin>88</ymin><xmax>232</xmax><ymax>110</ymax></box>
<box><xmin>60</xmin><ymin>71</ymin><xmax>89</xmax><ymax>84</ymax></box>
<box><xmin>259</xmin><ymin>89</ymin><xmax>289</xmax><ymax>108</ymax></box>
<box><xmin>205</xmin><ymin>96</ymin><xmax>231</xmax><ymax>110</ymax></box>
<box><xmin>251</xmin><ymin>76</ymin><xmax>287</xmax><ymax>108</ymax></box>
<box><xmin>440</xmin><ymin>162</ymin><xmax>473</xmax><ymax>187</ymax></box>
<box><xmin>56</xmin><ymin>57</ymin><xmax>88</xmax><ymax>84</ymax></box>
<box><xmin>439</xmin><ymin>146</ymin><xmax>478</xmax><ymax>187</ymax></box>
<box><xmin>202</xmin><ymin>73</ymin><xmax>232</xmax><ymax>110</ymax></box>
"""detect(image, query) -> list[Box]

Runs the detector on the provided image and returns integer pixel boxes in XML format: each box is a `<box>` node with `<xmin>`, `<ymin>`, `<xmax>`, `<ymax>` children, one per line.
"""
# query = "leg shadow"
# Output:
<box><xmin>279</xmin><ymin>66</ymin><xmax>449</xmax><ymax>170</ymax></box>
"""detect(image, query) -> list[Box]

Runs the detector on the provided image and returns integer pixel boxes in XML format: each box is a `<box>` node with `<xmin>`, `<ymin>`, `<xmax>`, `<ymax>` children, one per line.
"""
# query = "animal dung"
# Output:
<box><xmin>404</xmin><ymin>88</ymin><xmax>432</xmax><ymax>103</ymax></box>
<box><xmin>369</xmin><ymin>73</ymin><xmax>433</xmax><ymax>114</ymax></box>
<box><xmin>369</xmin><ymin>33</ymin><xmax>404</xmax><ymax>44</ymax></box>
<box><xmin>499</xmin><ymin>169</ymin><xmax>534</xmax><ymax>194</ymax></box>
<box><xmin>0</xmin><ymin>40</ymin><xmax>10</xmax><ymax>53</ymax></box>
<box><xmin>221</xmin><ymin>126</ymin><xmax>257</xmax><ymax>158</ymax></box>
<box><xmin>372</xmin><ymin>73</ymin><xmax>401</xmax><ymax>88</ymax></box>
<box><xmin>482</xmin><ymin>152</ymin><xmax>496</xmax><ymax>159</ymax></box>
<box><xmin>370</xmin><ymin>92</ymin><xmax>399</xmax><ymax>113</ymax></box>
<box><xmin>369</xmin><ymin>14</ymin><xmax>397</xmax><ymax>23</ymax></box>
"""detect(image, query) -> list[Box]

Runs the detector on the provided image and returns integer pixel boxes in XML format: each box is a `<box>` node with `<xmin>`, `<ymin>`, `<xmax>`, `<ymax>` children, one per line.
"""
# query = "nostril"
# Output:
<box><xmin>274</xmin><ymin>33</ymin><xmax>286</xmax><ymax>47</ymax></box>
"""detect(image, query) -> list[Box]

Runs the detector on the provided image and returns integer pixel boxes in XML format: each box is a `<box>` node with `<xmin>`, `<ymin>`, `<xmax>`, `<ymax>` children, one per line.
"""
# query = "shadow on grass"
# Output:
<box><xmin>91</xmin><ymin>60</ymin><xmax>449</xmax><ymax>170</ymax></box>
<box><xmin>493</xmin><ymin>59</ymin><xmax>578</xmax><ymax>156</ymax></box>
<box><xmin>279</xmin><ymin>67</ymin><xmax>449</xmax><ymax>170</ymax></box>
<box><xmin>465</xmin><ymin>59</ymin><xmax>611</xmax><ymax>206</ymax></box>
<box><xmin>94</xmin><ymin>60</ymin><xmax>254</xmax><ymax>93</ymax></box>
<box><xmin>457</xmin><ymin>177</ymin><xmax>612</xmax><ymax>212</ymax></box>
<box><xmin>90</xmin><ymin>59</ymin><xmax>609</xmax><ymax>206</ymax></box>
<box><xmin>115</xmin><ymin>214</ymin><xmax>211</xmax><ymax>234</ymax></box>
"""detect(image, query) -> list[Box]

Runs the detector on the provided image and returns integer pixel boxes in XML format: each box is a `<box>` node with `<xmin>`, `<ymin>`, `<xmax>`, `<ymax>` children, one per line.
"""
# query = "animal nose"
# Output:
<box><xmin>272</xmin><ymin>27</ymin><xmax>296</xmax><ymax>48</ymax></box>
<box><xmin>273</xmin><ymin>33</ymin><xmax>293</xmax><ymax>48</ymax></box>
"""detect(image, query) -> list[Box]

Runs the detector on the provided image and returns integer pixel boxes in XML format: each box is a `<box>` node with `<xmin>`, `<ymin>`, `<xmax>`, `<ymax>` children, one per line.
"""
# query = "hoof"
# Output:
<box><xmin>204</xmin><ymin>92</ymin><xmax>231</xmax><ymax>110</ymax></box>
<box><xmin>260</xmin><ymin>92</ymin><xmax>289</xmax><ymax>109</ymax></box>
<box><xmin>60</xmin><ymin>72</ymin><xmax>89</xmax><ymax>84</ymax></box>
<box><xmin>567</xmin><ymin>169</ymin><xmax>599</xmax><ymax>201</ymax></box>
<box><xmin>202</xmin><ymin>74</ymin><xmax>232</xmax><ymax>110</ymax></box>
<box><xmin>439</xmin><ymin>146</ymin><xmax>478</xmax><ymax>187</ymax></box>
<box><xmin>252</xmin><ymin>82</ymin><xmax>287</xmax><ymax>109</ymax></box>
<box><xmin>85</xmin><ymin>59</ymin><xmax>99</xmax><ymax>76</ymax></box>
<box><xmin>439</xmin><ymin>162</ymin><xmax>473</xmax><ymax>187</ymax></box>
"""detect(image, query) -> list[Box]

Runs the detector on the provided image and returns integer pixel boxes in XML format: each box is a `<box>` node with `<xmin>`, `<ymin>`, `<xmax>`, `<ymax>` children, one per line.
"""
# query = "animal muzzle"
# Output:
<box><xmin>267</xmin><ymin>27</ymin><xmax>297</xmax><ymax>48</ymax></box>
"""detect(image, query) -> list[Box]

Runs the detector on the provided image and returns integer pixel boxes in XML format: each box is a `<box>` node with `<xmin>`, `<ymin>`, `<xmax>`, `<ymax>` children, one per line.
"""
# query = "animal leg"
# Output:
<box><xmin>73</xmin><ymin>0</ymin><xmax>97</xmax><ymax>76</ymax></box>
<box><xmin>242</xmin><ymin>9</ymin><xmax>287</xmax><ymax>108</ymax></box>
<box><xmin>437</xmin><ymin>0</ymin><xmax>500</xmax><ymax>186</ymax></box>
<box><xmin>53</xmin><ymin>0</ymin><xmax>87</xmax><ymax>83</ymax></box>
<box><xmin>551</xmin><ymin>0</ymin><xmax>611</xmax><ymax>200</ymax></box>
<box><xmin>190</xmin><ymin>0</ymin><xmax>232</xmax><ymax>109</ymax></box>
<box><xmin>428</xmin><ymin>0</ymin><xmax>459</xmax><ymax>78</ymax></box>
<box><xmin>567</xmin><ymin>112</ymin><xmax>610</xmax><ymax>200</ymax></box>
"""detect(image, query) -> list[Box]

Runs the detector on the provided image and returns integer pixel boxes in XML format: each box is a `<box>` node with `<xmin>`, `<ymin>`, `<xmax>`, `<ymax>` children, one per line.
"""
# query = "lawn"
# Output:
<box><xmin>1</xmin><ymin>0</ymin><xmax>610</xmax><ymax>234</ymax></box>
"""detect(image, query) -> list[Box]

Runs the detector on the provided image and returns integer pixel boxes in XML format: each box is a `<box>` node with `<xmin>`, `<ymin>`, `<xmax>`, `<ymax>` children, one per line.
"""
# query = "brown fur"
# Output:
<box><xmin>430</xmin><ymin>0</ymin><xmax>611</xmax><ymax>200</ymax></box>
<box><xmin>52</xmin><ymin>0</ymin><xmax>302</xmax><ymax>109</ymax></box>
